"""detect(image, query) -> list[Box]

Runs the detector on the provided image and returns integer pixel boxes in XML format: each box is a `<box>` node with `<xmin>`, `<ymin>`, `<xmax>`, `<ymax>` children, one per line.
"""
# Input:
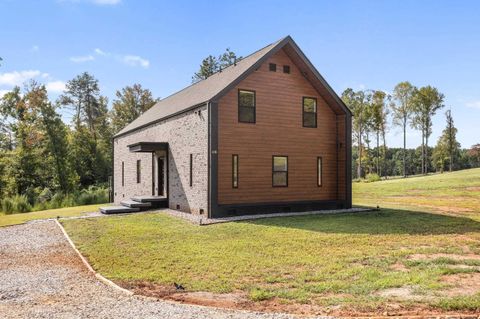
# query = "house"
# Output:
<box><xmin>107</xmin><ymin>36</ymin><xmax>352</xmax><ymax>218</ymax></box>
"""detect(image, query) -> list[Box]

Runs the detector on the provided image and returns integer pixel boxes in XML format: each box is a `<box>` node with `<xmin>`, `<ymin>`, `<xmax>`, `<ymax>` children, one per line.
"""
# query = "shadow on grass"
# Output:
<box><xmin>242</xmin><ymin>208</ymin><xmax>480</xmax><ymax>235</ymax></box>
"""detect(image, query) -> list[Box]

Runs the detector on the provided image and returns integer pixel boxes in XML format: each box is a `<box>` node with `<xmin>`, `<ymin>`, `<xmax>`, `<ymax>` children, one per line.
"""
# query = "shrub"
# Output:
<box><xmin>1</xmin><ymin>197</ymin><xmax>14</xmax><ymax>214</ymax></box>
<box><xmin>12</xmin><ymin>195</ymin><xmax>32</xmax><ymax>213</ymax></box>
<box><xmin>38</xmin><ymin>188</ymin><xmax>53</xmax><ymax>204</ymax></box>
<box><xmin>365</xmin><ymin>173</ymin><xmax>381</xmax><ymax>183</ymax></box>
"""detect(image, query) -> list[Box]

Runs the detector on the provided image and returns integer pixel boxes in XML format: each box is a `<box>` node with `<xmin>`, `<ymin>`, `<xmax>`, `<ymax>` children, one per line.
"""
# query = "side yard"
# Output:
<box><xmin>0</xmin><ymin>204</ymin><xmax>106</xmax><ymax>227</ymax></box>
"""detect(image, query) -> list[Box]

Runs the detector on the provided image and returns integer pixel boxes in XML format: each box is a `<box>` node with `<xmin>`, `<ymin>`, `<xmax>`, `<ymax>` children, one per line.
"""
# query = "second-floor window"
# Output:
<box><xmin>238</xmin><ymin>89</ymin><xmax>256</xmax><ymax>123</ymax></box>
<box><xmin>303</xmin><ymin>97</ymin><xmax>317</xmax><ymax>128</ymax></box>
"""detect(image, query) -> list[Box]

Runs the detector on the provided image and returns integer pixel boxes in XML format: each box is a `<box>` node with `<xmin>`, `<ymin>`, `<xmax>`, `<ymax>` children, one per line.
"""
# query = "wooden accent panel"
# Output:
<box><xmin>337</xmin><ymin>114</ymin><xmax>346</xmax><ymax>200</ymax></box>
<box><xmin>217</xmin><ymin>49</ymin><xmax>341</xmax><ymax>205</ymax></box>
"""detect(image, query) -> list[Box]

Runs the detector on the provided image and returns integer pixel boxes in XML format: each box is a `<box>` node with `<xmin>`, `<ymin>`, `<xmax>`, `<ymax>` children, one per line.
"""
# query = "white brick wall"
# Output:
<box><xmin>113</xmin><ymin>105</ymin><xmax>209</xmax><ymax>215</ymax></box>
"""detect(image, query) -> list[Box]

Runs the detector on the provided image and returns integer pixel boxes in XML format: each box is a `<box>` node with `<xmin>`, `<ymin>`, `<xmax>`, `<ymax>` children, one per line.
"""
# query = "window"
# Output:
<box><xmin>269</xmin><ymin>63</ymin><xmax>277</xmax><ymax>72</ymax></box>
<box><xmin>283</xmin><ymin>65</ymin><xmax>290</xmax><ymax>74</ymax></box>
<box><xmin>232</xmin><ymin>155</ymin><xmax>238</xmax><ymax>188</ymax></box>
<box><xmin>238</xmin><ymin>89</ymin><xmax>256</xmax><ymax>123</ymax></box>
<box><xmin>122</xmin><ymin>161</ymin><xmax>124</xmax><ymax>186</ymax></box>
<box><xmin>189</xmin><ymin>154</ymin><xmax>193</xmax><ymax>187</ymax></box>
<box><xmin>136</xmin><ymin>160</ymin><xmax>141</xmax><ymax>183</ymax></box>
<box><xmin>317</xmin><ymin>157</ymin><xmax>323</xmax><ymax>187</ymax></box>
<box><xmin>303</xmin><ymin>97</ymin><xmax>317</xmax><ymax>128</ymax></box>
<box><xmin>272</xmin><ymin>156</ymin><xmax>288</xmax><ymax>187</ymax></box>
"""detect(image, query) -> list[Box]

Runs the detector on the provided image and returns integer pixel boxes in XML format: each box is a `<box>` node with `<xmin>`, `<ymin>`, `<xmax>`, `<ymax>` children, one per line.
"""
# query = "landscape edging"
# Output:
<box><xmin>54</xmin><ymin>218</ymin><xmax>134</xmax><ymax>296</ymax></box>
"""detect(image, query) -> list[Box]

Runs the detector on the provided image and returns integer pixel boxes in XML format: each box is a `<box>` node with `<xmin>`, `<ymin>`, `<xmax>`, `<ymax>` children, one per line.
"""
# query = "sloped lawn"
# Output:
<box><xmin>63</xmin><ymin>207</ymin><xmax>480</xmax><ymax>315</ymax></box>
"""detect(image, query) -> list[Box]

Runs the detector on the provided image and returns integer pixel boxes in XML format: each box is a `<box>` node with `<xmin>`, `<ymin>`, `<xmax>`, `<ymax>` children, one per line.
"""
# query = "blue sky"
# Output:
<box><xmin>1</xmin><ymin>0</ymin><xmax>479</xmax><ymax>148</ymax></box>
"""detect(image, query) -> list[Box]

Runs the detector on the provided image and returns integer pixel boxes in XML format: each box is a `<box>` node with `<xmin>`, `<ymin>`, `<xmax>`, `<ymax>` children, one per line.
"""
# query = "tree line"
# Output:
<box><xmin>0</xmin><ymin>73</ymin><xmax>157</xmax><ymax>211</ymax></box>
<box><xmin>341</xmin><ymin>82</ymin><xmax>479</xmax><ymax>179</ymax></box>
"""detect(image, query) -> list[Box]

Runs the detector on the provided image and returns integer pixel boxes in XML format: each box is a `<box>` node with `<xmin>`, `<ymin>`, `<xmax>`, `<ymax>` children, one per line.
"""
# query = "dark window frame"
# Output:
<box><xmin>302</xmin><ymin>96</ymin><xmax>317</xmax><ymax>128</ymax></box>
<box><xmin>317</xmin><ymin>156</ymin><xmax>323</xmax><ymax>187</ymax></box>
<box><xmin>232</xmin><ymin>154</ymin><xmax>238</xmax><ymax>188</ymax></box>
<box><xmin>136</xmin><ymin>160</ymin><xmax>141</xmax><ymax>184</ymax></box>
<box><xmin>122</xmin><ymin>161</ymin><xmax>124</xmax><ymax>186</ymax></box>
<box><xmin>269</xmin><ymin>63</ymin><xmax>277</xmax><ymax>72</ymax></box>
<box><xmin>283</xmin><ymin>65</ymin><xmax>290</xmax><ymax>74</ymax></box>
<box><xmin>189</xmin><ymin>154</ymin><xmax>193</xmax><ymax>187</ymax></box>
<box><xmin>272</xmin><ymin>155</ymin><xmax>288</xmax><ymax>187</ymax></box>
<box><xmin>238</xmin><ymin>89</ymin><xmax>256</xmax><ymax>124</ymax></box>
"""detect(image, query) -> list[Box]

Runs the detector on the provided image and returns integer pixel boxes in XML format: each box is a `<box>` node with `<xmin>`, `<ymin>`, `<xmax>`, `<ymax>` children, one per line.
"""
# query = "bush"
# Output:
<box><xmin>0</xmin><ymin>186</ymin><xmax>109</xmax><ymax>214</ymax></box>
<box><xmin>1</xmin><ymin>197</ymin><xmax>14</xmax><ymax>214</ymax></box>
<box><xmin>365</xmin><ymin>173</ymin><xmax>381</xmax><ymax>183</ymax></box>
<box><xmin>12</xmin><ymin>195</ymin><xmax>32</xmax><ymax>213</ymax></box>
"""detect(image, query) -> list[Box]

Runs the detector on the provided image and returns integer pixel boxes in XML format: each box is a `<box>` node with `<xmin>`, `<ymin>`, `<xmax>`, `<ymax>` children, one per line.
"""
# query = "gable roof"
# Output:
<box><xmin>115</xmin><ymin>36</ymin><xmax>351</xmax><ymax>138</ymax></box>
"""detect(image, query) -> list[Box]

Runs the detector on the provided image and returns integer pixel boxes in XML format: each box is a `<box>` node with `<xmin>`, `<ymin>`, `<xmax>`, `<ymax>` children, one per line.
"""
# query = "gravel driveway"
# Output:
<box><xmin>0</xmin><ymin>220</ymin><xmax>318</xmax><ymax>319</ymax></box>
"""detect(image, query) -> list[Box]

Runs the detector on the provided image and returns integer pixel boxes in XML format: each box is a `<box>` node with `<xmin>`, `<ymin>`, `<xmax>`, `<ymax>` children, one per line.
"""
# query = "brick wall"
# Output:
<box><xmin>113</xmin><ymin>105</ymin><xmax>209</xmax><ymax>215</ymax></box>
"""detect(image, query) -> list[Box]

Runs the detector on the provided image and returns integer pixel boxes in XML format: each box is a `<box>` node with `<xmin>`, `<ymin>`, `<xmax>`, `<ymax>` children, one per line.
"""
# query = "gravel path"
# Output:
<box><xmin>0</xmin><ymin>220</ymin><xmax>320</xmax><ymax>319</ymax></box>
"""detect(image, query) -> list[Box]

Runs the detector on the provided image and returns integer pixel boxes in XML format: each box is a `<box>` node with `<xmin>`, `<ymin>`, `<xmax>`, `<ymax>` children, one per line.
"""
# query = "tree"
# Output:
<box><xmin>392</xmin><ymin>82</ymin><xmax>416</xmax><ymax>177</ymax></box>
<box><xmin>342</xmin><ymin>88</ymin><xmax>368</xmax><ymax>178</ymax></box>
<box><xmin>59</xmin><ymin>72</ymin><xmax>103</xmax><ymax>135</ymax></box>
<box><xmin>412</xmin><ymin>86</ymin><xmax>445</xmax><ymax>174</ymax></box>
<box><xmin>443</xmin><ymin>109</ymin><xmax>460</xmax><ymax>172</ymax></box>
<box><xmin>59</xmin><ymin>73</ymin><xmax>110</xmax><ymax>186</ymax></box>
<box><xmin>111</xmin><ymin>84</ymin><xmax>157</xmax><ymax>133</ymax></box>
<box><xmin>370</xmin><ymin>90</ymin><xmax>389</xmax><ymax>176</ymax></box>
<box><xmin>192</xmin><ymin>48</ymin><xmax>242</xmax><ymax>83</ymax></box>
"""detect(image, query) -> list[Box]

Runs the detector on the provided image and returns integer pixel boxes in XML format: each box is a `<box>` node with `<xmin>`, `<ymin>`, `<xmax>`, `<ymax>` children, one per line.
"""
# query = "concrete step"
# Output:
<box><xmin>131</xmin><ymin>195</ymin><xmax>167</xmax><ymax>203</ymax></box>
<box><xmin>120</xmin><ymin>200</ymin><xmax>152</xmax><ymax>208</ymax></box>
<box><xmin>100</xmin><ymin>206</ymin><xmax>140</xmax><ymax>215</ymax></box>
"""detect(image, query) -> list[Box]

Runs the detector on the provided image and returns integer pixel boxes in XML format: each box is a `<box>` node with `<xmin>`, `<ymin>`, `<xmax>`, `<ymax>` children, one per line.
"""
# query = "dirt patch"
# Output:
<box><xmin>416</xmin><ymin>204</ymin><xmax>474</xmax><ymax>214</ymax></box>
<box><xmin>441</xmin><ymin>273</ymin><xmax>480</xmax><ymax>297</ymax></box>
<box><xmin>375</xmin><ymin>286</ymin><xmax>431</xmax><ymax>302</ymax></box>
<box><xmin>408</xmin><ymin>253</ymin><xmax>480</xmax><ymax>261</ymax></box>
<box><xmin>390</xmin><ymin>262</ymin><xmax>409</xmax><ymax>272</ymax></box>
<box><xmin>465</xmin><ymin>186</ymin><xmax>480</xmax><ymax>192</ymax></box>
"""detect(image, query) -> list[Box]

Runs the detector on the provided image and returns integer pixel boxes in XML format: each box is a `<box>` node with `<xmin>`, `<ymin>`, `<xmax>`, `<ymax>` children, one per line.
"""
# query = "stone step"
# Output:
<box><xmin>120</xmin><ymin>200</ymin><xmax>152</xmax><ymax>208</ymax></box>
<box><xmin>100</xmin><ymin>206</ymin><xmax>140</xmax><ymax>215</ymax></box>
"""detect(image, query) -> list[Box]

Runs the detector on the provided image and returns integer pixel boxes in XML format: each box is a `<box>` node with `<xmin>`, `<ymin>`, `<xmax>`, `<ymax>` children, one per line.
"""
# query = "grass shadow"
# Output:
<box><xmin>242</xmin><ymin>208</ymin><xmax>480</xmax><ymax>235</ymax></box>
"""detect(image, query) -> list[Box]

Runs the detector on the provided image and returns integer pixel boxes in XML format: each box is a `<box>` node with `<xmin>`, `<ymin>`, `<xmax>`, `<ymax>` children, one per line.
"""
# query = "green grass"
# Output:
<box><xmin>61</xmin><ymin>168</ymin><xmax>480</xmax><ymax>313</ymax></box>
<box><xmin>0</xmin><ymin>203</ymin><xmax>107</xmax><ymax>227</ymax></box>
<box><xmin>353</xmin><ymin>168</ymin><xmax>480</xmax><ymax>217</ymax></box>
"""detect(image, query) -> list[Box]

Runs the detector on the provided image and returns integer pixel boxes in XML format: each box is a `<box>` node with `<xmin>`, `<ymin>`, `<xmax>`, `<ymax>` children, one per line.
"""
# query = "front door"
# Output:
<box><xmin>158</xmin><ymin>157</ymin><xmax>165</xmax><ymax>196</ymax></box>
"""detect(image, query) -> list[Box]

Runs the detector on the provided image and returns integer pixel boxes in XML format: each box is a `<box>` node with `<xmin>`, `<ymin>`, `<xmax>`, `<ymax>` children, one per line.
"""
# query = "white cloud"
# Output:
<box><xmin>92</xmin><ymin>0</ymin><xmax>121</xmax><ymax>5</ymax></box>
<box><xmin>466</xmin><ymin>101</ymin><xmax>480</xmax><ymax>109</ymax></box>
<box><xmin>46</xmin><ymin>81</ymin><xmax>66</xmax><ymax>93</ymax></box>
<box><xmin>31</xmin><ymin>45</ymin><xmax>40</xmax><ymax>52</ymax></box>
<box><xmin>121</xmin><ymin>55</ymin><xmax>150</xmax><ymax>68</ymax></box>
<box><xmin>70</xmin><ymin>55</ymin><xmax>95</xmax><ymax>63</ymax></box>
<box><xmin>0</xmin><ymin>70</ymin><xmax>42</xmax><ymax>86</ymax></box>
<box><xmin>94</xmin><ymin>48</ymin><xmax>108</xmax><ymax>56</ymax></box>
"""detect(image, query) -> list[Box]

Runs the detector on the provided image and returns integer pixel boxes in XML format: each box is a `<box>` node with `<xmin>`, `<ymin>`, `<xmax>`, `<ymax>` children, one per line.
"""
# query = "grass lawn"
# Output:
<box><xmin>62</xmin><ymin>168</ymin><xmax>480</xmax><ymax>316</ymax></box>
<box><xmin>0</xmin><ymin>203</ymin><xmax>107</xmax><ymax>227</ymax></box>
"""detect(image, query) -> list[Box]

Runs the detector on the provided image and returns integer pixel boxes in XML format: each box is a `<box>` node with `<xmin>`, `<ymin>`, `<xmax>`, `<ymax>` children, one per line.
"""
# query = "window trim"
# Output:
<box><xmin>269</xmin><ymin>63</ymin><xmax>277</xmax><ymax>72</ymax></box>
<box><xmin>232</xmin><ymin>154</ymin><xmax>238</xmax><ymax>188</ymax></box>
<box><xmin>317</xmin><ymin>156</ymin><xmax>323</xmax><ymax>187</ymax></box>
<box><xmin>136</xmin><ymin>160</ymin><xmax>141</xmax><ymax>184</ymax></box>
<box><xmin>238</xmin><ymin>89</ymin><xmax>256</xmax><ymax>124</ymax></box>
<box><xmin>302</xmin><ymin>96</ymin><xmax>317</xmax><ymax>128</ymax></box>
<box><xmin>272</xmin><ymin>155</ymin><xmax>288</xmax><ymax>187</ymax></box>
<box><xmin>189</xmin><ymin>154</ymin><xmax>193</xmax><ymax>187</ymax></box>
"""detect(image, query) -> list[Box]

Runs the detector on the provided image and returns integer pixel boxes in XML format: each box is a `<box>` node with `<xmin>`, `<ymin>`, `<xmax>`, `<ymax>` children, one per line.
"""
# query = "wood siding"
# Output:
<box><xmin>217</xmin><ymin>48</ymin><xmax>345</xmax><ymax>205</ymax></box>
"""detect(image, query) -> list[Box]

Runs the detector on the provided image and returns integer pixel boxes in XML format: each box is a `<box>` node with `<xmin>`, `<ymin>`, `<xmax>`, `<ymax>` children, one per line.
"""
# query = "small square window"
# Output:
<box><xmin>269</xmin><ymin>63</ymin><xmax>277</xmax><ymax>72</ymax></box>
<box><xmin>283</xmin><ymin>65</ymin><xmax>290</xmax><ymax>74</ymax></box>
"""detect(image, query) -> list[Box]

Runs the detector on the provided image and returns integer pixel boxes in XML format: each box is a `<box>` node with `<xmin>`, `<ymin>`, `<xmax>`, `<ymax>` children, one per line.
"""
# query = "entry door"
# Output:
<box><xmin>158</xmin><ymin>157</ymin><xmax>165</xmax><ymax>196</ymax></box>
